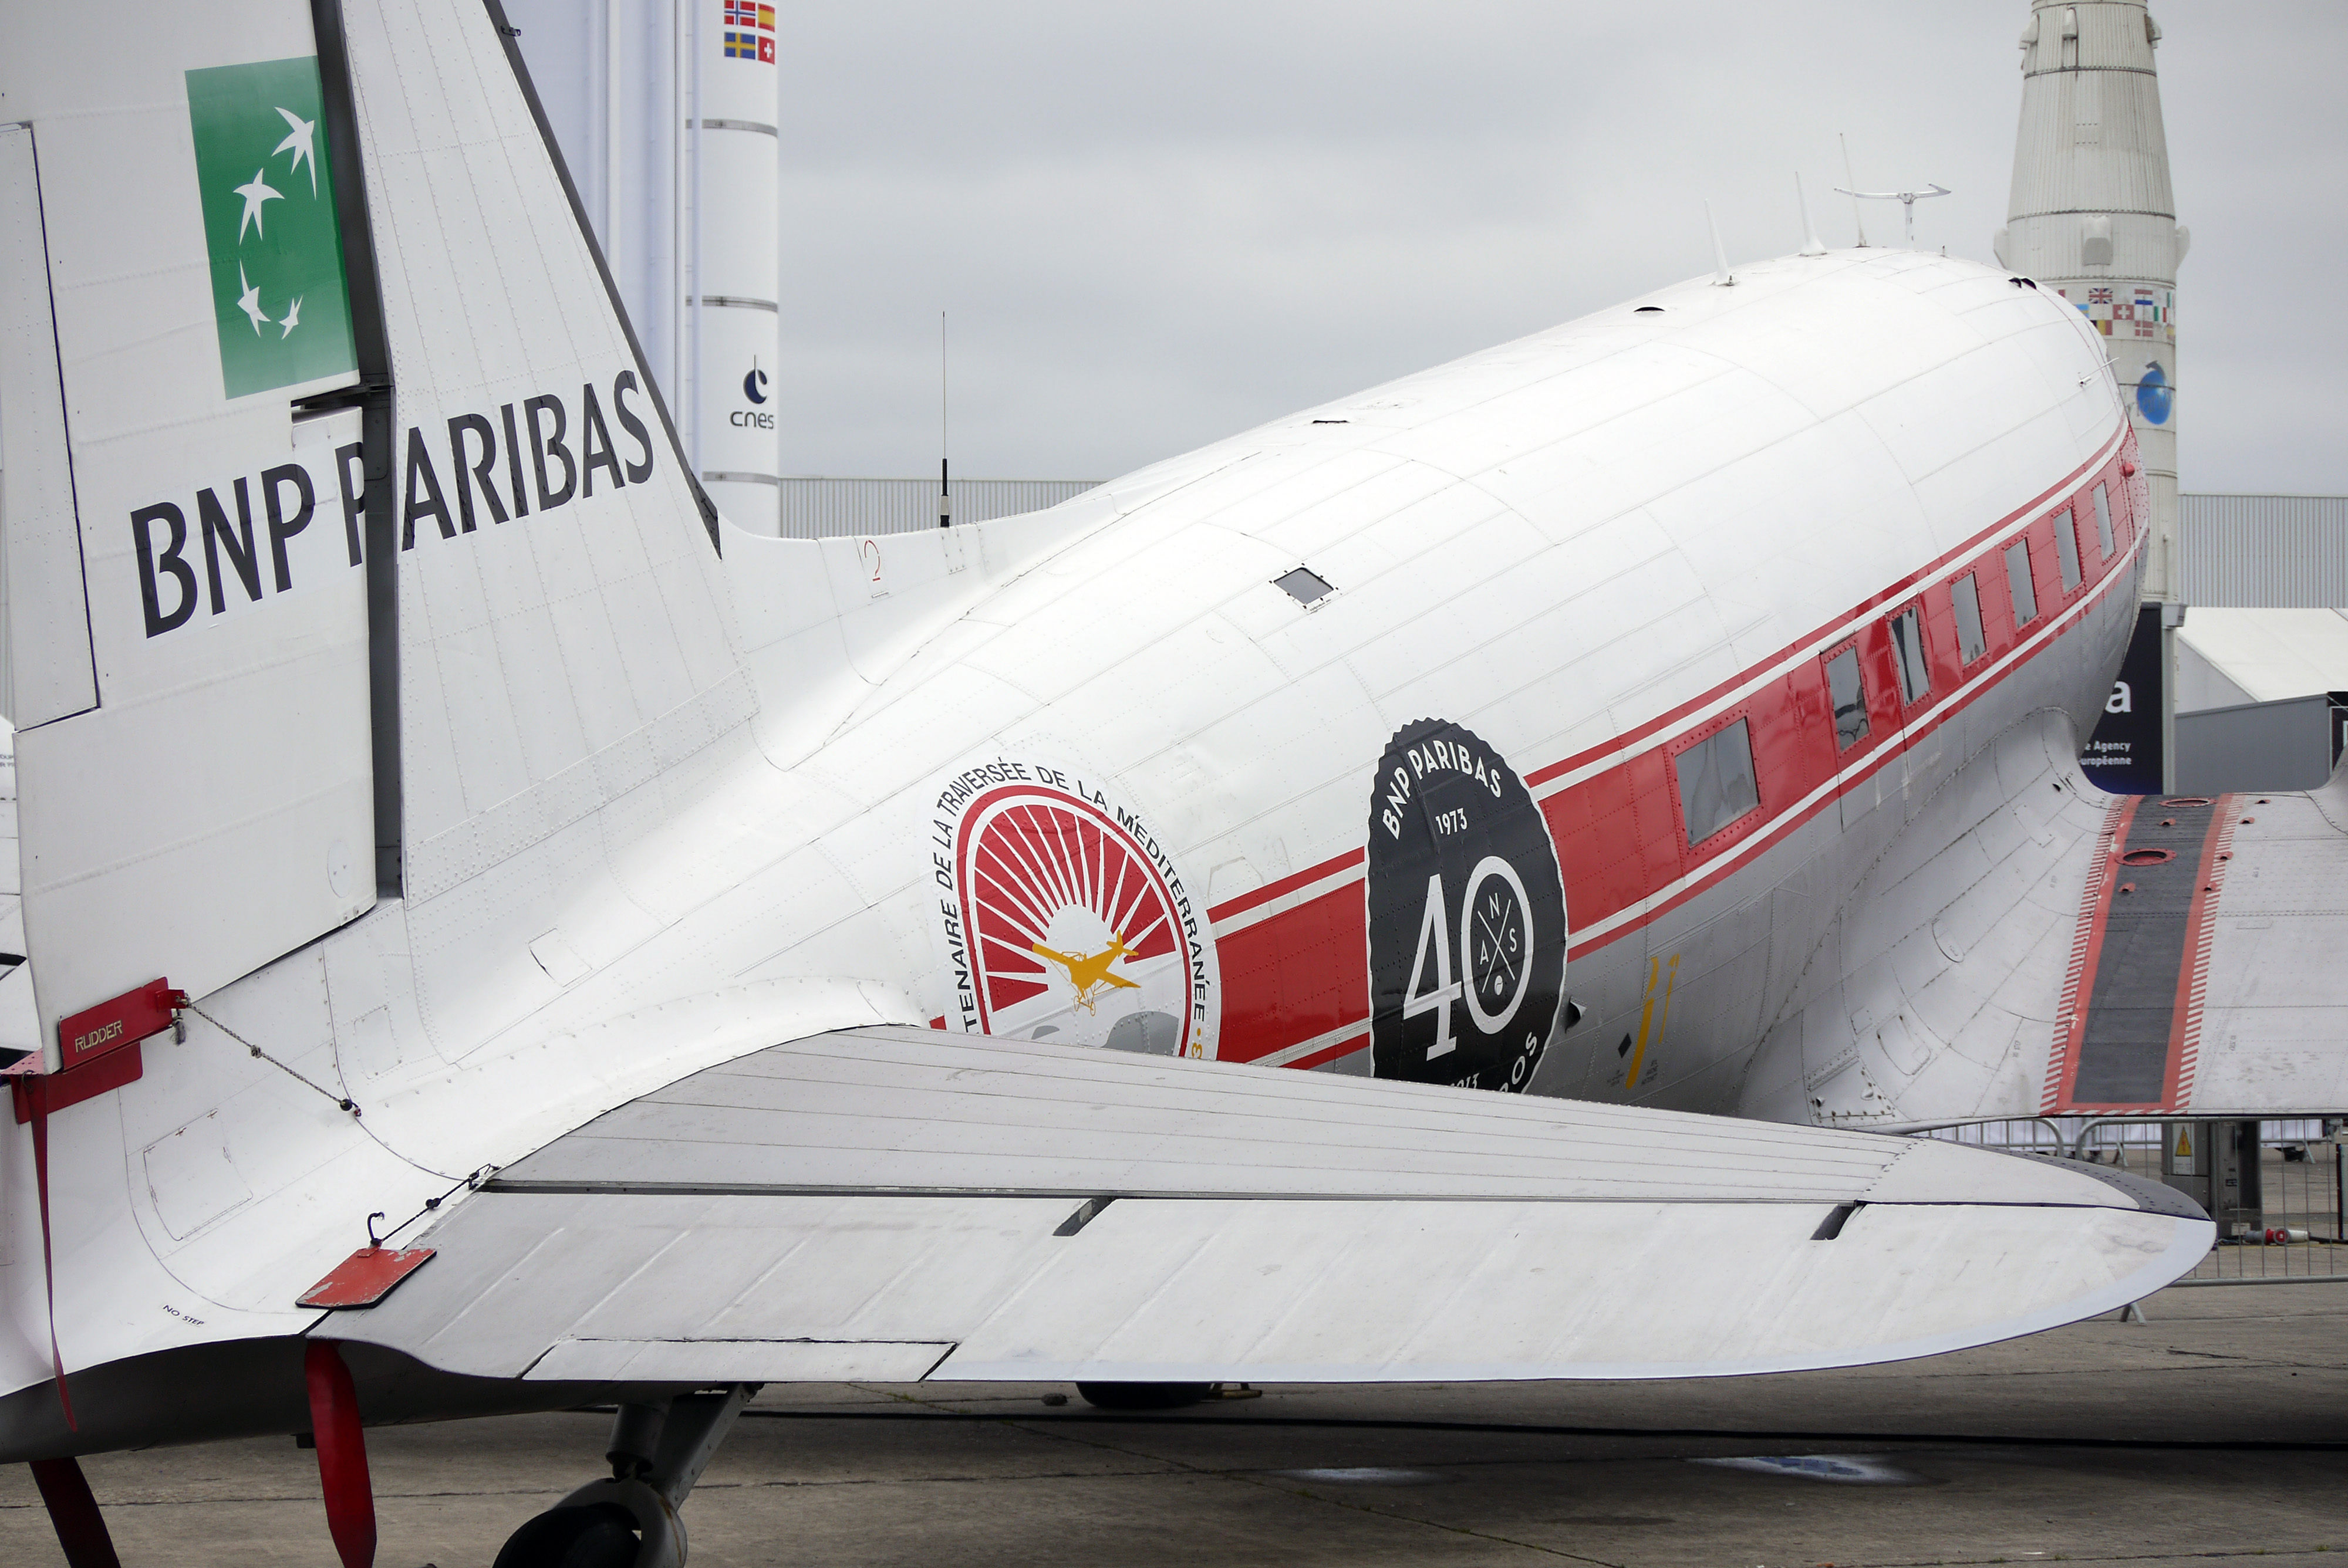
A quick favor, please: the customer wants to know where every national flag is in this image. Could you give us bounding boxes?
[758,35,776,62]
[2089,287,2112,304]
[185,56,356,398]
[724,30,755,58]
[758,4,776,28]
[724,0,752,23]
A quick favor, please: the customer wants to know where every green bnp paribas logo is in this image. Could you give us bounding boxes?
[187,57,357,399]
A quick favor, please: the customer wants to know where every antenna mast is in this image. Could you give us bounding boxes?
[1794,173,1826,257]
[930,312,939,533]
[1831,181,1952,246]
[1838,133,1869,248]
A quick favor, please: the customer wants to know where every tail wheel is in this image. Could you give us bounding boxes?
[491,1502,643,1568]
[1074,1381,1215,1410]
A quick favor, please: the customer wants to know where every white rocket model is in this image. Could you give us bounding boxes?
[691,0,782,532]
[507,0,782,533]
[1996,0,2185,598]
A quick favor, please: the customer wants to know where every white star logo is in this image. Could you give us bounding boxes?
[279,295,303,339]
[232,167,282,242]
[235,263,269,334]
[272,107,318,196]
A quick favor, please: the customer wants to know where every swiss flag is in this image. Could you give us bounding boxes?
[758,35,775,62]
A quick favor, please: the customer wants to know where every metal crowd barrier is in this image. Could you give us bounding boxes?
[1917,1118,2347,1285]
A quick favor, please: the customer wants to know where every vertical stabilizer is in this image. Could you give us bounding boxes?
[340,0,750,913]
[338,0,755,1049]
[0,0,754,1056]
[0,5,378,1056]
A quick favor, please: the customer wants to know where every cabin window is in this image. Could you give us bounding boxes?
[1675,718,1760,845]
[1824,646,1869,751]
[1952,573,1987,664]
[2093,483,2114,556]
[2006,540,2038,627]
[1889,606,1930,703]
[2054,508,2083,592]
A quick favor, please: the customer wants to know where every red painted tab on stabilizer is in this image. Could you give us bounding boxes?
[12,1043,143,1125]
[298,1246,436,1309]
[57,979,185,1070]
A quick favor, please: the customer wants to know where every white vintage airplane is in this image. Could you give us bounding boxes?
[3,2,2337,1566]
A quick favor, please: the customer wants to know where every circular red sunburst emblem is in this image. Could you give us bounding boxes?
[929,763,1217,1057]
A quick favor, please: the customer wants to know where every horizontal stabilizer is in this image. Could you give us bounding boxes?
[319,1026,2209,1385]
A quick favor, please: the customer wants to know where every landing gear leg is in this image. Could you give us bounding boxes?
[28,1458,122,1568]
[492,1385,757,1568]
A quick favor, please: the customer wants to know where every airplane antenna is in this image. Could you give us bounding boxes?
[1795,173,1827,256]
[1838,133,1870,247]
[1832,181,1952,247]
[1705,200,1734,286]
[939,310,951,529]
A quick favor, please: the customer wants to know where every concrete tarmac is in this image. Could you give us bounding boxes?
[4,1282,2344,1567]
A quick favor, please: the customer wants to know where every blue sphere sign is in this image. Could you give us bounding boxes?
[2135,360,2172,426]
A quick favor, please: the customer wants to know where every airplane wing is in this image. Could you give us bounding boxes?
[1738,724,2348,1127]
[316,1024,2206,1387]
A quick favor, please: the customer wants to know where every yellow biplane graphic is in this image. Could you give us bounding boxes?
[1032,935,1142,1013]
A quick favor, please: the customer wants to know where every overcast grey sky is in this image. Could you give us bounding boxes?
[774,3,2344,494]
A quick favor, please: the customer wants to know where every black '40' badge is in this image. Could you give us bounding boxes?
[1365,719,1567,1092]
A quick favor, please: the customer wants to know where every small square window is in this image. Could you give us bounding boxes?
[1824,646,1868,751]
[1951,573,1986,664]
[2006,540,2038,628]
[1274,566,1333,606]
[2093,484,2114,556]
[1675,718,1760,845]
[1889,606,1930,704]
[2054,509,2082,592]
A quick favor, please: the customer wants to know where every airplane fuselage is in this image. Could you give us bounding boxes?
[705,246,2141,1120]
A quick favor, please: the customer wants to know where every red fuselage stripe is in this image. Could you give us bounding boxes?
[2044,796,2137,1112]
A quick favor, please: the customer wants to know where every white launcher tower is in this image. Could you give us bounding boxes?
[1996,1,2185,599]
[505,0,782,533]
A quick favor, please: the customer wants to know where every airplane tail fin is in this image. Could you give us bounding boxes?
[0,0,751,1056]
